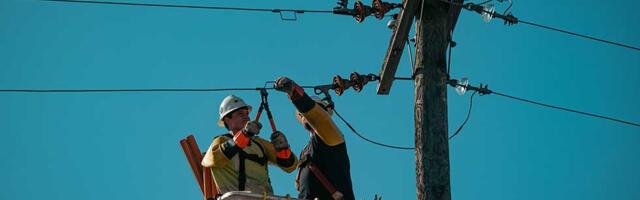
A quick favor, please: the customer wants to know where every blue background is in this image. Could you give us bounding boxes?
[1,0,639,199]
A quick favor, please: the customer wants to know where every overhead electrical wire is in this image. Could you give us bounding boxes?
[448,91,477,140]
[0,88,266,93]
[449,79,640,128]
[41,0,400,21]
[41,0,333,13]
[0,84,418,150]
[491,91,640,127]
[25,0,638,148]
[2,79,637,152]
[438,0,640,52]
[333,109,414,150]
[0,86,316,93]
[516,20,640,52]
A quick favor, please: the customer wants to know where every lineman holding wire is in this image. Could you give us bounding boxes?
[201,95,298,195]
[274,77,355,200]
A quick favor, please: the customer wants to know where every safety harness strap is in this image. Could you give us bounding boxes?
[237,139,267,191]
[308,164,336,194]
[308,163,343,200]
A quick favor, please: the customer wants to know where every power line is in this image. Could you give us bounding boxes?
[0,83,417,150]
[440,0,640,52]
[0,77,417,93]
[448,79,640,128]
[41,0,333,13]
[0,86,318,93]
[333,108,414,150]
[517,20,640,52]
[0,88,264,93]
[491,91,640,127]
[42,0,400,21]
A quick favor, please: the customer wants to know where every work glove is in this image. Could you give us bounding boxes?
[270,131,290,151]
[242,120,262,137]
[274,76,304,100]
[274,77,296,94]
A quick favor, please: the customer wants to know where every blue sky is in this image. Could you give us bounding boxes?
[1,0,639,199]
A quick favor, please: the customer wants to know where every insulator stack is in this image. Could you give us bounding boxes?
[350,72,380,92]
[332,75,353,96]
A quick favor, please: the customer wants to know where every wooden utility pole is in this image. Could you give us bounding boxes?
[378,0,461,199]
[413,0,451,199]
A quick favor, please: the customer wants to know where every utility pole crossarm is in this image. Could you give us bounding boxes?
[377,0,421,95]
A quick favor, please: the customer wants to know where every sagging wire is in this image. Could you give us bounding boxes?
[334,108,414,150]
[448,78,640,128]
[311,80,414,150]
[448,91,477,140]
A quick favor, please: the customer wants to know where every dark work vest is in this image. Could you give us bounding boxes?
[297,133,355,200]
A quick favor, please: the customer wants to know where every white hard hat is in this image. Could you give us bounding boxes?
[217,95,252,127]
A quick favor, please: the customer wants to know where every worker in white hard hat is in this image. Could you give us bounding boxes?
[201,95,298,195]
[274,77,355,200]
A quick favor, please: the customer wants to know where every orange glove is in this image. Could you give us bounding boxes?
[234,121,262,148]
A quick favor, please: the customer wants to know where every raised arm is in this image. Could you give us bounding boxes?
[274,77,344,146]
